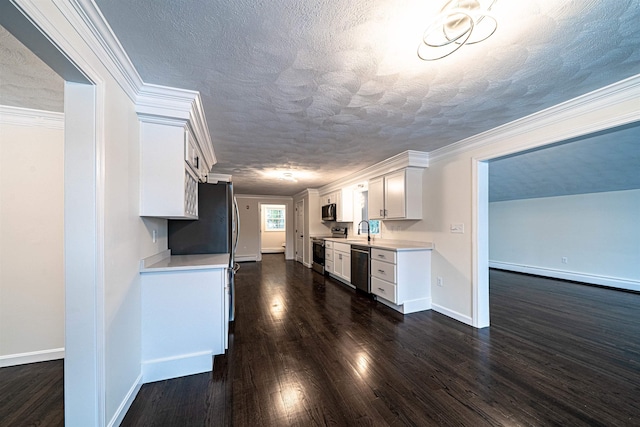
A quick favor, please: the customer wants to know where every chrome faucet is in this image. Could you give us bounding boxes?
[357,220,371,243]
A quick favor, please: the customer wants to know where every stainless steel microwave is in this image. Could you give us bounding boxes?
[322,203,336,221]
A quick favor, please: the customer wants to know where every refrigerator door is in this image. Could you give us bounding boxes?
[168,183,231,255]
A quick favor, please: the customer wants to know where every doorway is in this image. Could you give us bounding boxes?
[474,122,640,328]
[0,3,103,424]
[295,200,304,263]
[260,204,287,257]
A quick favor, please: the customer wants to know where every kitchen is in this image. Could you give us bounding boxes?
[136,144,435,384]
[1,0,639,425]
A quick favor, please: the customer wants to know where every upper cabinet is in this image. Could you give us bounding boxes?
[369,167,423,220]
[137,86,216,219]
[321,187,354,222]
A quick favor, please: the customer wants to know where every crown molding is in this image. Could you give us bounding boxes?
[235,194,294,201]
[429,73,640,163]
[0,105,64,129]
[50,0,216,167]
[59,0,142,98]
[293,188,320,200]
[317,150,429,195]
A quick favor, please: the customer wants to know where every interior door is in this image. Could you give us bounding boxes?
[295,200,304,263]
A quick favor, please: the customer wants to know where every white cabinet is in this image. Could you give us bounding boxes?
[141,265,227,383]
[322,192,338,205]
[325,241,334,274]
[336,188,353,222]
[320,188,354,222]
[368,168,423,220]
[140,121,200,219]
[332,242,351,283]
[371,247,431,314]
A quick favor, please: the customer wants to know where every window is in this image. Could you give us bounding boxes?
[265,207,285,231]
[355,189,380,236]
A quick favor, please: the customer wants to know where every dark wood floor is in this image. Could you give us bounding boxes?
[3,255,640,426]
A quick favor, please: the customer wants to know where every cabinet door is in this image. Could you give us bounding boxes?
[337,188,353,222]
[342,252,351,282]
[368,176,385,220]
[334,252,344,277]
[384,170,406,219]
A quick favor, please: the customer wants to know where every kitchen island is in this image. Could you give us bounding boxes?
[324,238,433,314]
[139,250,230,383]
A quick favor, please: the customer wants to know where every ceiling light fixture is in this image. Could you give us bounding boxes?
[280,172,297,182]
[418,0,497,61]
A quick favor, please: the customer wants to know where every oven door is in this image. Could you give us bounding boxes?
[312,240,325,273]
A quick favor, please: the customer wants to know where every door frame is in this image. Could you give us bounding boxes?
[295,199,305,263]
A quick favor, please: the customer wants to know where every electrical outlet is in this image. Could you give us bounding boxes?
[562,257,568,264]
[437,277,443,287]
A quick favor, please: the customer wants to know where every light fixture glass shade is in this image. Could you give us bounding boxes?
[418,0,497,61]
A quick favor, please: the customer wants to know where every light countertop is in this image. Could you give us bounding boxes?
[140,250,230,273]
[323,238,433,251]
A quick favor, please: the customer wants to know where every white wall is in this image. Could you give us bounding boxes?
[489,190,640,290]
[260,204,286,253]
[13,1,168,424]
[236,195,294,261]
[0,108,64,365]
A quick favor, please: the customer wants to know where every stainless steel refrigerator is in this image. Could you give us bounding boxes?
[168,182,239,321]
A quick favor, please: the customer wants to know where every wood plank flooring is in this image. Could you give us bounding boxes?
[0,359,64,426]
[2,255,640,425]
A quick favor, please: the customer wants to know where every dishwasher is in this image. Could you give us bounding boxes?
[350,245,371,293]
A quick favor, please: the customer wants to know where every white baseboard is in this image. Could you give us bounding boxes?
[431,304,473,326]
[261,248,285,254]
[375,296,431,314]
[489,261,640,292]
[142,351,213,384]
[107,373,143,427]
[235,255,258,262]
[0,348,64,368]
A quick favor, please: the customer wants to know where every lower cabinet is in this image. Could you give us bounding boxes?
[332,242,351,283]
[140,267,227,383]
[325,241,334,274]
[371,247,431,314]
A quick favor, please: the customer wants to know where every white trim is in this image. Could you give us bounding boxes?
[376,297,431,314]
[57,0,141,101]
[317,150,430,194]
[489,262,640,293]
[235,255,259,262]
[142,351,213,384]
[107,373,142,427]
[472,160,490,328]
[236,193,294,201]
[0,105,64,129]
[430,74,640,164]
[0,348,65,367]
[261,248,286,254]
[51,0,217,171]
[431,304,473,326]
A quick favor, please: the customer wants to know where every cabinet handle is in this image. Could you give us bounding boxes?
[380,209,383,217]
[377,254,385,258]
[378,269,385,273]
[377,287,385,293]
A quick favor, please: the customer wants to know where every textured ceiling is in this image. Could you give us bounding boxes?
[2,2,639,200]
[93,0,640,195]
[490,123,640,202]
[0,25,64,112]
